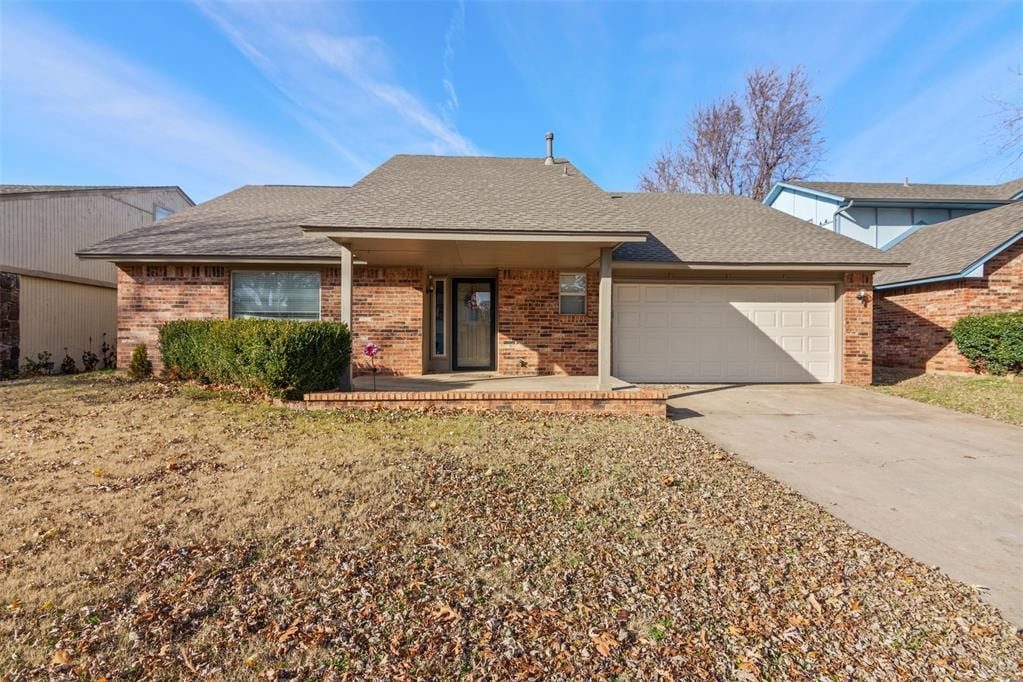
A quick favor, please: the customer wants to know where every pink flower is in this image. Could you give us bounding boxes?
[363,342,381,359]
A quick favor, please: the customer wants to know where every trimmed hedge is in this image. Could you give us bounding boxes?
[950,311,1023,375]
[158,319,351,398]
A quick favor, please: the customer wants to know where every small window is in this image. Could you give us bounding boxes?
[432,278,447,357]
[559,273,586,314]
[154,206,174,220]
[231,271,320,321]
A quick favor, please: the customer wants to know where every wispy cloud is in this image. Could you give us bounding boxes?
[442,0,466,123]
[829,37,1020,184]
[196,0,479,168]
[0,9,317,200]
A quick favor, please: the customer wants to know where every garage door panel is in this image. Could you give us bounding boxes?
[614,284,836,383]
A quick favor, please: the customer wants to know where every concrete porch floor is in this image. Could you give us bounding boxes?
[351,372,638,392]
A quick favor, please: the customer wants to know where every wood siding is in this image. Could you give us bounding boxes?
[0,188,191,285]
[18,276,116,364]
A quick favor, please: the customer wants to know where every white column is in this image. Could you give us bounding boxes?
[340,244,353,391]
[597,247,613,390]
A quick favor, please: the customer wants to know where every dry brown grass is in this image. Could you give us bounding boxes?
[1,373,1021,679]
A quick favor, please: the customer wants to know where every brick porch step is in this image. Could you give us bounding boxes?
[280,389,668,416]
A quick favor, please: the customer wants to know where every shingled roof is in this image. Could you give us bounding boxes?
[1,185,193,202]
[611,192,904,266]
[302,155,641,234]
[874,202,1023,287]
[78,185,348,260]
[784,178,1023,203]
[79,156,901,269]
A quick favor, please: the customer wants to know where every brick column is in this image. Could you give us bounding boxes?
[842,272,874,385]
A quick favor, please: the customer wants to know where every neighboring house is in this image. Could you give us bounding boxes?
[764,179,1022,250]
[765,178,1023,374]
[0,185,193,373]
[872,203,1022,373]
[78,144,903,388]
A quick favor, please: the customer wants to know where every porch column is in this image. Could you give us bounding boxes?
[340,244,353,391]
[597,247,613,390]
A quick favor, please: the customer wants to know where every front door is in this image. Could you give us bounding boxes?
[452,279,495,370]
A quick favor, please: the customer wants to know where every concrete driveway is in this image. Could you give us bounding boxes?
[668,384,1023,624]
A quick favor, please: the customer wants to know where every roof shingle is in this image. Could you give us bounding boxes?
[78,185,348,259]
[785,179,1023,203]
[612,192,904,266]
[302,155,640,233]
[874,202,1023,286]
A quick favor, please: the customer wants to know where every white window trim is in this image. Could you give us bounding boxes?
[431,276,449,358]
[229,270,322,321]
[559,272,587,315]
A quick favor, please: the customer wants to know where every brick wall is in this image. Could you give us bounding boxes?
[496,269,599,375]
[874,242,1022,373]
[841,272,874,385]
[115,264,424,375]
[350,267,424,376]
[116,265,231,369]
[0,272,19,373]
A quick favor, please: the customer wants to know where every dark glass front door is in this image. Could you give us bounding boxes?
[452,279,494,370]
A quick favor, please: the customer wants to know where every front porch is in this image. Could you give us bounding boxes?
[351,372,636,392]
[293,372,667,416]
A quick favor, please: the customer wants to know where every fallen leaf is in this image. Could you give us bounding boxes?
[591,631,618,657]
[50,649,71,666]
[430,603,460,624]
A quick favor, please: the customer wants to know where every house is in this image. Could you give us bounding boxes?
[0,185,194,373]
[765,178,1022,374]
[78,141,903,388]
[872,203,1022,372]
[764,179,1022,250]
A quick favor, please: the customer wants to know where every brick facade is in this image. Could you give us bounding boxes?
[117,265,231,369]
[841,272,874,385]
[874,242,1022,373]
[294,388,667,416]
[496,269,599,375]
[0,272,19,373]
[350,267,424,376]
[115,264,881,386]
[115,264,424,376]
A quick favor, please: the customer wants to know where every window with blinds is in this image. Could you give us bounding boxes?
[230,271,321,321]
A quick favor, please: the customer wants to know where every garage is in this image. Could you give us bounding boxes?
[613,283,838,383]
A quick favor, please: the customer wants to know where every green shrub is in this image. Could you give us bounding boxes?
[950,312,1023,375]
[128,344,153,380]
[158,319,351,399]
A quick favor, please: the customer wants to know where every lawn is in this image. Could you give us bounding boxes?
[1,374,1020,679]
[873,369,1023,426]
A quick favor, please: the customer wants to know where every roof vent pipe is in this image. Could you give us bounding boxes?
[904,176,910,187]
[545,132,554,165]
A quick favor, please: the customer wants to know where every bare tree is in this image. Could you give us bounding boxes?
[639,66,824,201]
[991,68,1023,164]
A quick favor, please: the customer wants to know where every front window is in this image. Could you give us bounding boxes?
[231,271,320,321]
[559,273,586,314]
[432,278,447,357]
[154,206,174,220]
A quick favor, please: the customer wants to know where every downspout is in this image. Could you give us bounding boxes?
[831,199,854,233]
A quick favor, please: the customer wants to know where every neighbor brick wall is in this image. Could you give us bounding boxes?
[842,272,874,385]
[874,242,1022,373]
[116,264,424,375]
[497,269,599,375]
[0,272,19,373]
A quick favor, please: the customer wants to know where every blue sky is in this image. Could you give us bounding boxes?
[1,1,1019,203]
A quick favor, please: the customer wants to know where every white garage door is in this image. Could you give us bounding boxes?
[614,284,837,383]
